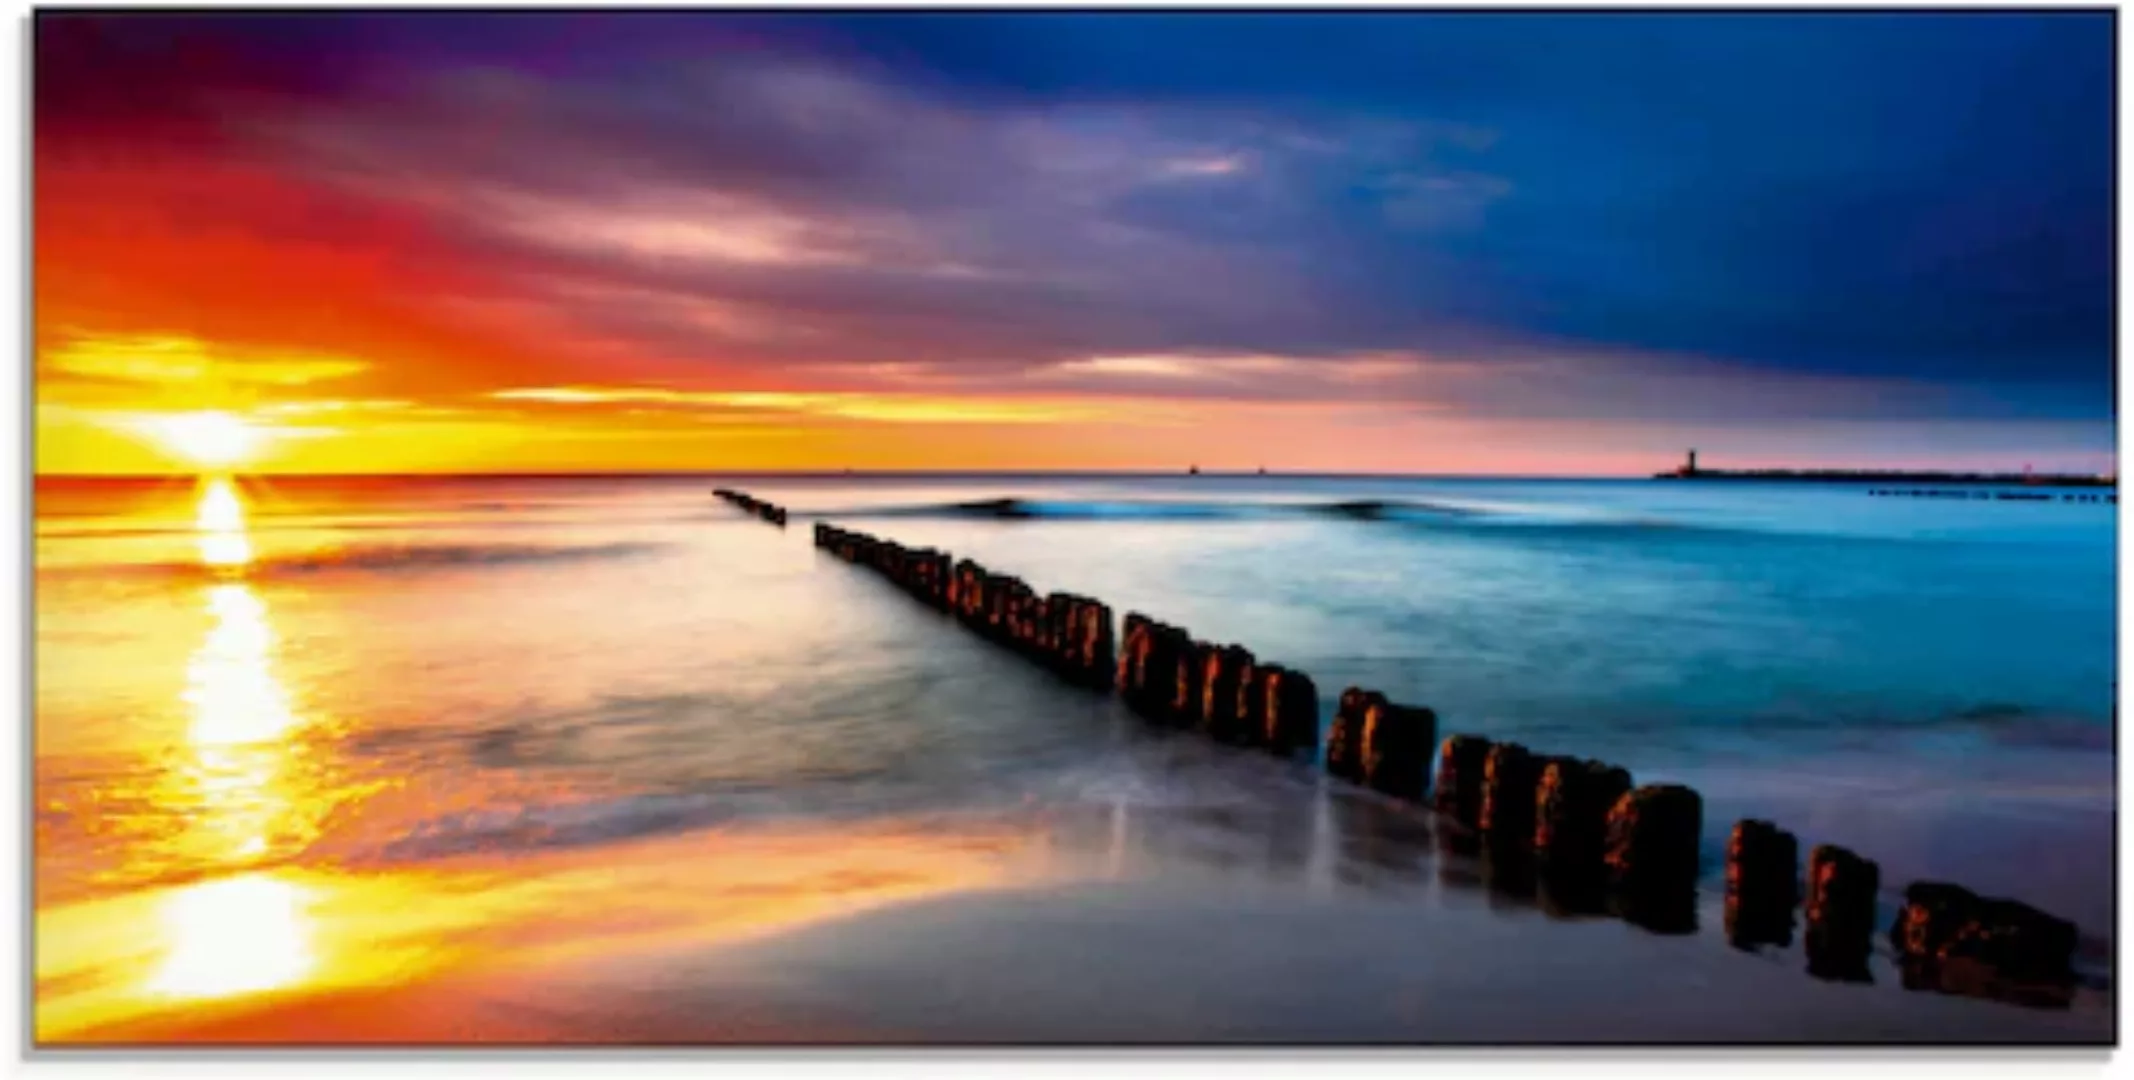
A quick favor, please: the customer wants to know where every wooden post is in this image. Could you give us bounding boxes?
[1804,844,1879,982]
[1361,701,1437,801]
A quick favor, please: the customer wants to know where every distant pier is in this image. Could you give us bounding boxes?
[1866,488,2113,503]
[1656,467,2114,488]
[1653,450,2114,498]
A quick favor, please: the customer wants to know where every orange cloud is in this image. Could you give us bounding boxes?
[46,332,367,389]
[490,386,1144,426]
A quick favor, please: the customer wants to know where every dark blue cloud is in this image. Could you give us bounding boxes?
[782,12,2113,402]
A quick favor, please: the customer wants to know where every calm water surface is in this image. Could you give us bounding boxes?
[31,473,2117,1040]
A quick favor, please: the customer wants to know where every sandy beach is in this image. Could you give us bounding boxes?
[39,774,2113,1047]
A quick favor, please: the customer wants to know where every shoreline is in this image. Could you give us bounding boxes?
[38,469,2116,486]
[36,776,2115,1046]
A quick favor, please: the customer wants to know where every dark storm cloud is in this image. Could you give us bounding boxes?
[789,12,2115,400]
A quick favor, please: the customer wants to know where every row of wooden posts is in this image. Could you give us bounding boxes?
[812,522,1116,688]
[786,507,2082,1008]
[713,488,789,527]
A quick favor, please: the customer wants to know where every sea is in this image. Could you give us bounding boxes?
[30,472,2119,1042]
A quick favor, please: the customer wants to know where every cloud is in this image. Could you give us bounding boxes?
[209,48,1523,380]
[1025,352,1427,394]
[1157,154,1248,179]
[255,398,421,418]
[32,11,2114,453]
[1374,171,1512,231]
[40,333,369,398]
[489,385,1141,426]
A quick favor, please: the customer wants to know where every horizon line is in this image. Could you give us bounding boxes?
[31,465,2116,484]
[33,467,1650,482]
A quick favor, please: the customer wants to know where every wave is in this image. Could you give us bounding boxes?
[806,494,1746,535]
[371,791,741,861]
[1317,499,1483,521]
[38,493,1776,541]
[817,497,1266,521]
[41,540,669,581]
[814,495,1492,521]
[42,509,719,540]
[361,786,1009,863]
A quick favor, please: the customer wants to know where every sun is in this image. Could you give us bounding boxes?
[145,411,263,468]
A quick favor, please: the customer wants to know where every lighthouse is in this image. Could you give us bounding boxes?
[1683,449,1699,477]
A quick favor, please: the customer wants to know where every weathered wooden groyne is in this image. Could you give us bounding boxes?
[1116,613,1332,760]
[714,487,789,526]
[804,516,2084,1008]
[816,522,1115,688]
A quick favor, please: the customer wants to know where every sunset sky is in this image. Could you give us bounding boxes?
[34,11,2116,476]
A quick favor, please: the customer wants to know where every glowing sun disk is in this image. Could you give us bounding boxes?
[149,411,263,467]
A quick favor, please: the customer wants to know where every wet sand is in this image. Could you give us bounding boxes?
[39,768,2114,1047]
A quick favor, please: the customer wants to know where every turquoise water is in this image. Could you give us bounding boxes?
[34,474,2117,944]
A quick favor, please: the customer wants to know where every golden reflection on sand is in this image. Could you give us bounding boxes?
[35,477,1037,1044]
[147,874,315,999]
[37,867,427,1043]
[37,826,1032,1044]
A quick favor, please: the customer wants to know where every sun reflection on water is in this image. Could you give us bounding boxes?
[185,584,296,748]
[152,478,320,1000]
[195,476,252,568]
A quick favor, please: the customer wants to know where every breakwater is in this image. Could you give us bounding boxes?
[814,522,1115,688]
[1660,468,2114,487]
[714,487,789,526]
[763,493,2086,1010]
[1868,488,2114,503]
